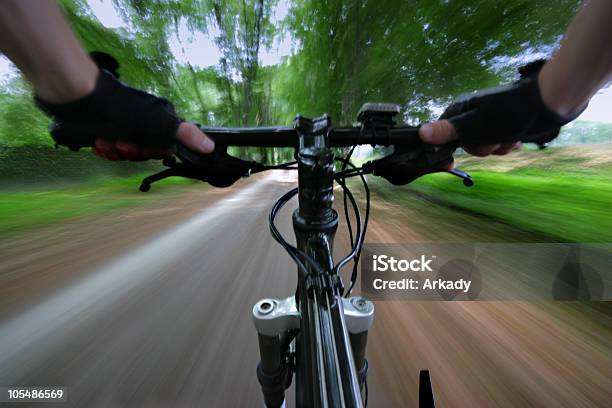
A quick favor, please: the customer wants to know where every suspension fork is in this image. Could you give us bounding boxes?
[252,294,374,408]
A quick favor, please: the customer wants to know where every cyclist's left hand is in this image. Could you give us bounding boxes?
[35,51,215,161]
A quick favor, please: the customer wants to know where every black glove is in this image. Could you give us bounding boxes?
[90,51,120,79]
[441,59,586,147]
[34,52,180,151]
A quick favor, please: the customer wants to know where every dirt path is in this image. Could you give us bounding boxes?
[360,198,612,407]
[0,182,241,319]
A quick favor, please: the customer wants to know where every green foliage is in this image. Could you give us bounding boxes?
[0,80,51,147]
[275,0,580,125]
[390,144,612,243]
[0,173,198,237]
[172,66,223,123]
[407,170,612,243]
[60,0,177,96]
[555,121,612,145]
[1,0,610,243]
[0,0,586,153]
[207,0,279,125]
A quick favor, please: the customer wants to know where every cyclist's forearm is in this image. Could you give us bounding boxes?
[539,0,612,116]
[0,0,97,102]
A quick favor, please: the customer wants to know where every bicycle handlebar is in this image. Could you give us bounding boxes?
[48,103,557,191]
[197,125,421,148]
[48,122,421,150]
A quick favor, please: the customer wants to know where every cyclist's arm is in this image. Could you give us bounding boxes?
[0,0,97,103]
[538,0,612,116]
[0,0,214,160]
[420,0,612,155]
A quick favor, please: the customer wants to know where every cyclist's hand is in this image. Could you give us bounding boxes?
[34,52,214,160]
[418,61,585,156]
[418,120,521,157]
[93,122,213,161]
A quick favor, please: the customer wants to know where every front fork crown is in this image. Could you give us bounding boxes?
[253,296,374,407]
[253,295,374,337]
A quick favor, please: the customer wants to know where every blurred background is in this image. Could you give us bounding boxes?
[0,1,611,407]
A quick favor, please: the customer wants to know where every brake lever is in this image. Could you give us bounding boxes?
[448,168,474,186]
[139,142,264,191]
[362,141,474,187]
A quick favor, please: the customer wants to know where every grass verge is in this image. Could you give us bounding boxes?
[389,168,612,243]
[0,175,198,238]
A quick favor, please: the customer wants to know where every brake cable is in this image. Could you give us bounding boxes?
[266,135,372,297]
[332,165,370,296]
[345,168,370,297]
[332,175,362,276]
[332,120,373,296]
[269,187,327,278]
[340,147,357,266]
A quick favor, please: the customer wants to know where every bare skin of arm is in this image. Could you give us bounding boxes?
[0,0,214,160]
[419,0,612,156]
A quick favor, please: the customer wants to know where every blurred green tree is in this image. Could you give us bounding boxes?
[275,0,580,125]
[0,0,584,152]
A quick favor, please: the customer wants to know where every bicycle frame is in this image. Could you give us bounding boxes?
[252,116,374,407]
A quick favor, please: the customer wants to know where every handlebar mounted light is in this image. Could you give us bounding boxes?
[357,102,401,129]
[357,103,401,146]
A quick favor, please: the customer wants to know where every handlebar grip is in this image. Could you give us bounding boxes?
[520,128,560,148]
[49,121,99,151]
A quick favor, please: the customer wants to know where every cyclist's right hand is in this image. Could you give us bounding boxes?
[92,121,213,161]
[34,53,214,160]
[419,61,585,156]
